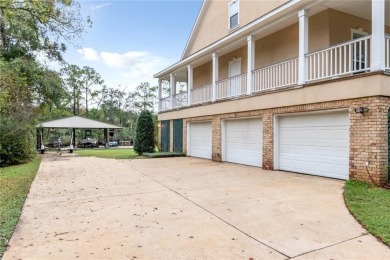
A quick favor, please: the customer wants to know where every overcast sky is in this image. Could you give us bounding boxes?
[62,0,203,91]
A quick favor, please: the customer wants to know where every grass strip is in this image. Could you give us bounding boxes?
[74,148,142,159]
[344,180,390,246]
[0,156,41,257]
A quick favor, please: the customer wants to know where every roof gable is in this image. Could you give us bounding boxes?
[38,116,122,129]
[181,0,211,60]
[181,0,291,60]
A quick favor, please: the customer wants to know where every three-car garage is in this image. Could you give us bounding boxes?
[186,110,349,180]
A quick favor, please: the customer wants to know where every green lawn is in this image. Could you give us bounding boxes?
[344,180,390,246]
[0,156,41,258]
[74,148,142,159]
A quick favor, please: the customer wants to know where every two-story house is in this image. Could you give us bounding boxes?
[154,0,390,185]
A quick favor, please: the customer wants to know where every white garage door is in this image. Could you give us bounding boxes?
[278,111,349,180]
[224,118,263,167]
[188,122,212,159]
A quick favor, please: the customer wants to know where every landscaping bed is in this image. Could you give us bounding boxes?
[143,152,185,158]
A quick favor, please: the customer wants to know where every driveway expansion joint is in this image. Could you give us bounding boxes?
[131,165,291,259]
[289,233,369,259]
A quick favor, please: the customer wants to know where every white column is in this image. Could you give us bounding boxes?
[212,52,219,101]
[247,35,255,95]
[158,78,162,112]
[298,9,308,85]
[187,65,193,106]
[170,73,175,109]
[371,0,385,71]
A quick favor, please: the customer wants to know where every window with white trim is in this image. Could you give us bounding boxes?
[229,0,239,29]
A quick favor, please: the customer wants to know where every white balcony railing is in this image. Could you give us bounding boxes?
[216,73,247,99]
[386,35,390,69]
[158,35,390,112]
[252,58,298,92]
[160,97,171,112]
[306,35,371,82]
[191,84,212,105]
[172,92,187,109]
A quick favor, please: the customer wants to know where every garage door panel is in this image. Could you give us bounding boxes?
[226,151,261,166]
[335,147,349,155]
[224,118,262,167]
[279,111,349,180]
[189,122,212,159]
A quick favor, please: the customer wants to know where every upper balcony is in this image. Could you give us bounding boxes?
[156,0,390,113]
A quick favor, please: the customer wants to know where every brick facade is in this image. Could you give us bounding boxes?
[262,112,274,170]
[162,96,390,185]
[349,97,390,185]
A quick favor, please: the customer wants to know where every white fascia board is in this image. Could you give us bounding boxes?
[154,0,324,78]
[181,0,211,60]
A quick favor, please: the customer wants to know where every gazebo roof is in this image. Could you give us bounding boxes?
[38,116,122,129]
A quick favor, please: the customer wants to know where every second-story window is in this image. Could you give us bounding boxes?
[229,0,239,29]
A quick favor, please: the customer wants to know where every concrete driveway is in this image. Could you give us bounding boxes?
[4,156,390,259]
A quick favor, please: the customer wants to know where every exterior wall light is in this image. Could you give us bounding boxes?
[354,107,369,114]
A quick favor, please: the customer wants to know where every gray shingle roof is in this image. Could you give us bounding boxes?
[38,116,122,129]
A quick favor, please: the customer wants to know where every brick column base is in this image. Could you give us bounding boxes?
[262,111,274,170]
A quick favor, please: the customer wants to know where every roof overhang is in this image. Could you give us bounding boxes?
[37,116,123,129]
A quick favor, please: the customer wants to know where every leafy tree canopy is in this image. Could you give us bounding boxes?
[0,0,91,61]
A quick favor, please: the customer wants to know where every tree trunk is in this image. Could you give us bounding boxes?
[85,85,88,116]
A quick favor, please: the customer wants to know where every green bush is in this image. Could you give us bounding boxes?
[0,115,36,167]
[134,110,155,155]
[143,152,184,158]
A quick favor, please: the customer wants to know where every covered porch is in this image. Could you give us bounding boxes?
[157,0,390,112]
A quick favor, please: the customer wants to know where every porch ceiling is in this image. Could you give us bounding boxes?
[160,70,187,82]
[321,0,390,26]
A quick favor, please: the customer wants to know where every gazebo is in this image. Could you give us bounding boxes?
[37,115,122,150]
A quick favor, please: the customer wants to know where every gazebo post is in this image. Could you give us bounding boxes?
[72,128,76,148]
[36,128,41,149]
[104,128,109,148]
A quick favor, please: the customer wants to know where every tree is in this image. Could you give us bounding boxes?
[133,82,157,112]
[98,86,126,124]
[61,64,84,115]
[0,0,90,62]
[0,0,89,166]
[80,66,104,115]
[0,113,36,166]
[0,56,68,165]
[62,65,103,116]
[134,110,154,155]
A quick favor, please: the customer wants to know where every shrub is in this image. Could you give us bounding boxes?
[143,152,184,158]
[134,110,155,155]
[0,115,36,167]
